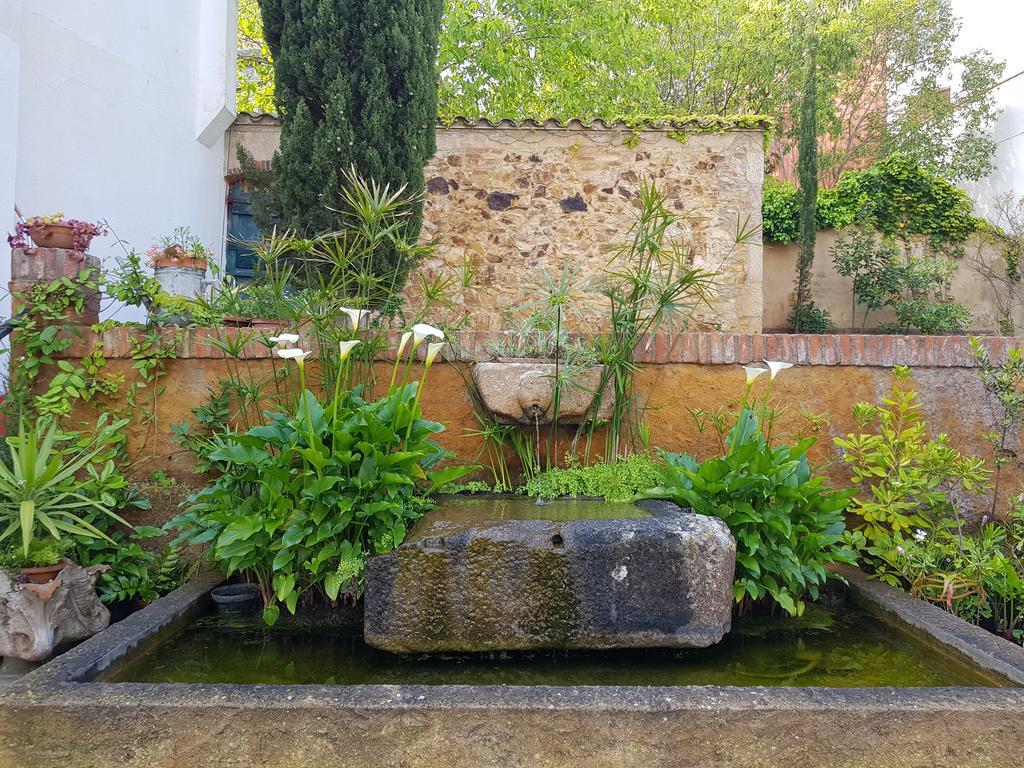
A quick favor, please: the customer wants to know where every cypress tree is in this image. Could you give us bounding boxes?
[252,0,444,287]
[791,21,823,332]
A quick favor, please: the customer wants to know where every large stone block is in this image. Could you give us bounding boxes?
[364,498,735,653]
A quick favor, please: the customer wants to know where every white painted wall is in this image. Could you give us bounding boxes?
[951,0,1024,220]
[0,0,237,322]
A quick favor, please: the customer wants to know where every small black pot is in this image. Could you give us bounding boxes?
[210,583,262,615]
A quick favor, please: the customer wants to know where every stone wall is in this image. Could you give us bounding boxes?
[227,115,767,332]
[764,231,1019,333]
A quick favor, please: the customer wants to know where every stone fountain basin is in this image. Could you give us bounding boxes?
[363,498,736,653]
[4,568,1024,768]
[472,360,615,425]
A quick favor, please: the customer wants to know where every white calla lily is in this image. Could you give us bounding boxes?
[762,360,794,380]
[411,323,445,347]
[743,366,767,384]
[268,333,300,346]
[396,330,412,358]
[425,341,445,367]
[338,339,361,362]
[339,307,370,331]
[389,331,415,391]
[276,348,312,362]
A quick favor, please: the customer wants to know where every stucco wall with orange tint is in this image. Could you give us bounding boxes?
[53,330,1017,527]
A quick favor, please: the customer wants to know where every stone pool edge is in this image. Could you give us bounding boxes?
[2,569,1024,768]
[840,564,1024,686]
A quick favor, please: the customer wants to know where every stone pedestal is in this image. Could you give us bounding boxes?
[9,247,101,325]
[364,499,736,653]
[0,562,110,663]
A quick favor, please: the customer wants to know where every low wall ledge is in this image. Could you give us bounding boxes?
[46,327,1023,368]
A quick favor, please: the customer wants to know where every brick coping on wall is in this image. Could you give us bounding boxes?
[48,326,1023,368]
[232,112,772,132]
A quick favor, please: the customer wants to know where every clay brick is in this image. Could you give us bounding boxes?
[654,333,667,364]
[988,336,1002,364]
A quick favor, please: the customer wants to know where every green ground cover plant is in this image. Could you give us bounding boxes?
[525,453,670,502]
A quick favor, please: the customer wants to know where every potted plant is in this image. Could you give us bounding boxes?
[147,226,212,298]
[7,212,108,252]
[0,539,73,584]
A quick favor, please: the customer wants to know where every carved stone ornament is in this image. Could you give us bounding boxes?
[0,561,111,662]
[472,361,615,425]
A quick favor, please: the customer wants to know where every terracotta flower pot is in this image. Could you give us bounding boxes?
[249,318,281,331]
[18,558,70,585]
[151,254,209,271]
[28,223,77,250]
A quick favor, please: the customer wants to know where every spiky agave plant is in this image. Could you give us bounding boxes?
[0,415,132,557]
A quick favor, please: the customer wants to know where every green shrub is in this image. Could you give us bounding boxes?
[167,381,469,625]
[762,178,801,244]
[786,301,834,333]
[834,366,989,556]
[890,298,971,335]
[643,409,856,616]
[874,519,1023,645]
[525,453,671,502]
[829,154,978,244]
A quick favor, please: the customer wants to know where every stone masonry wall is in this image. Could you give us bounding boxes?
[227,116,766,332]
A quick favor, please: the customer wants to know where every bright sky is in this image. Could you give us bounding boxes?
[951,0,1024,112]
[950,0,1024,213]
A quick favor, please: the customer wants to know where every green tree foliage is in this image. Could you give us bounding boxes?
[250,0,445,287]
[435,0,1003,182]
[239,1,1003,182]
[237,0,275,114]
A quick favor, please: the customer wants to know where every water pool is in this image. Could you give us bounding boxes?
[104,602,1002,687]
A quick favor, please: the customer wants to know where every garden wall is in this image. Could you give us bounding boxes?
[764,231,1018,333]
[56,326,1023,525]
[227,115,767,332]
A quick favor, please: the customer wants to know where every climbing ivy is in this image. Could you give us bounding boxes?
[5,264,181,450]
[763,154,982,246]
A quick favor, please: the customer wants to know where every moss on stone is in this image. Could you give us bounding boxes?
[523,545,578,645]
